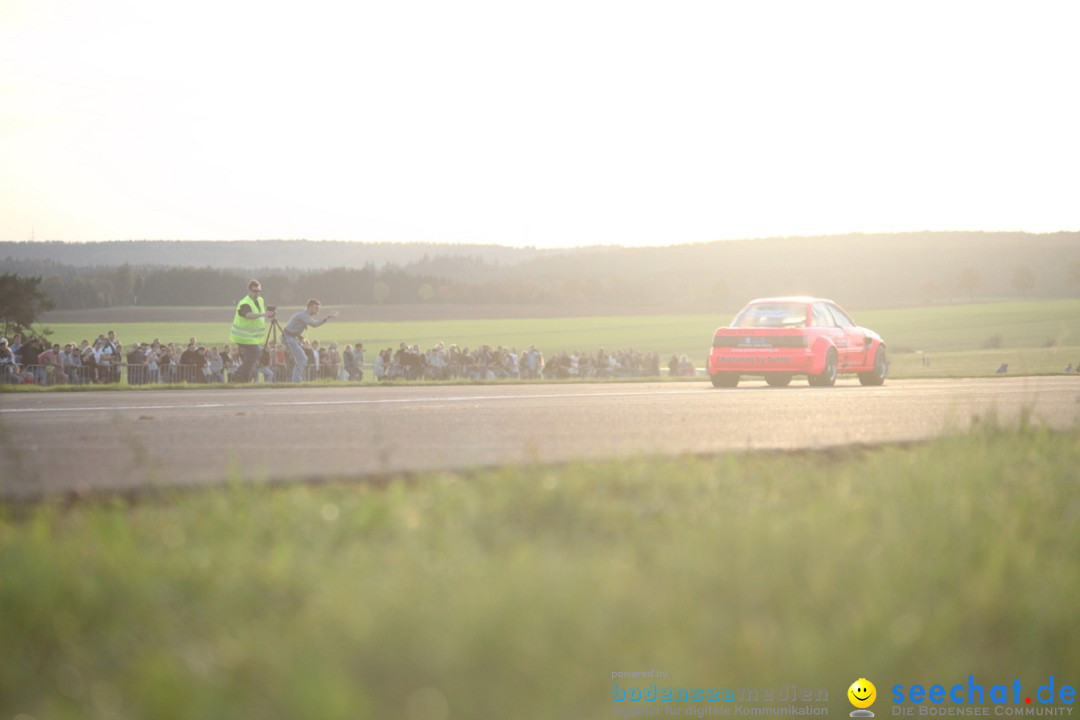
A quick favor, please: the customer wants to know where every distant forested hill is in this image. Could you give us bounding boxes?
[495,232,1080,308]
[0,240,546,270]
[2,232,1078,310]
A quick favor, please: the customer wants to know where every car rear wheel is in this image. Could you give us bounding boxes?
[765,374,792,387]
[808,348,837,387]
[858,346,888,386]
[710,372,739,388]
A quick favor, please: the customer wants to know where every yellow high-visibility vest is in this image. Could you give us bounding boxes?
[229,295,266,345]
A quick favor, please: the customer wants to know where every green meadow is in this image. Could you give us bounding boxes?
[30,299,1080,380]
[2,419,1077,719]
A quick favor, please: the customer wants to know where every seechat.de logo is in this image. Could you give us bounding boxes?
[891,676,1077,710]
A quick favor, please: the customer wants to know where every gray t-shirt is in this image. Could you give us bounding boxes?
[284,311,328,337]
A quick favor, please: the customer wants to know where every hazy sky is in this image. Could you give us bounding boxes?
[1,1,1077,248]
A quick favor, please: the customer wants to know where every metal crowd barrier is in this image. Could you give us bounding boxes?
[1,360,660,386]
[0,363,274,386]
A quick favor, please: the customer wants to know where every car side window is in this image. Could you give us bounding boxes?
[811,303,836,328]
[826,304,856,328]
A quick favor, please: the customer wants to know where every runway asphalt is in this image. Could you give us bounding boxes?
[2,377,1078,498]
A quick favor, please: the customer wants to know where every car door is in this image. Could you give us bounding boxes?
[810,302,848,365]
[826,303,866,368]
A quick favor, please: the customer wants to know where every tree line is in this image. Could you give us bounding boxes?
[3,262,561,310]
[2,232,1079,313]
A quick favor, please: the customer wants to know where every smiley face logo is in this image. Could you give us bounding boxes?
[848,678,877,709]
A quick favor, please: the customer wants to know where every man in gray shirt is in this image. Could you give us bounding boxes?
[283,299,339,382]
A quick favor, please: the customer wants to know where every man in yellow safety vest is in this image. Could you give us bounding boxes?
[229,279,275,382]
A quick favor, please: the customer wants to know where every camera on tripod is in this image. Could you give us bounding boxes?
[266,305,277,312]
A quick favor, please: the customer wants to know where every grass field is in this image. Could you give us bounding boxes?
[26,299,1080,381]
[2,419,1077,719]
[36,299,1080,352]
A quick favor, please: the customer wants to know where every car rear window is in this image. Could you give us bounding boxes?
[826,304,856,328]
[732,303,807,328]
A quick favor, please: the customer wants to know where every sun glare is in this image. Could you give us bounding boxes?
[1,0,1077,247]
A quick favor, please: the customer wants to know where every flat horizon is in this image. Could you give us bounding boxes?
[5,228,1079,251]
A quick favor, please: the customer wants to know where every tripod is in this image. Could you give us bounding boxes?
[262,316,284,367]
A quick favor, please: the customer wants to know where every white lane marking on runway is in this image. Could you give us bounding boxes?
[263,389,718,407]
[4,378,1064,415]
[0,403,228,414]
[0,389,713,414]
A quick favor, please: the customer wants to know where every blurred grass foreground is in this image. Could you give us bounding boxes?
[2,420,1078,720]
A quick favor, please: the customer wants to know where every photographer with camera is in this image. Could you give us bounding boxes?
[282,298,339,382]
[229,279,275,382]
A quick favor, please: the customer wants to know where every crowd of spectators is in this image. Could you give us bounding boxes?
[668,353,698,377]
[0,331,326,386]
[2,331,128,386]
[372,343,665,381]
[2,330,681,386]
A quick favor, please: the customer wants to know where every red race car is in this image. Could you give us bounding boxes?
[706,297,888,388]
